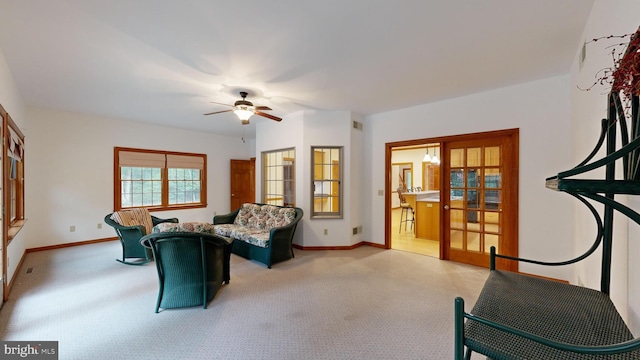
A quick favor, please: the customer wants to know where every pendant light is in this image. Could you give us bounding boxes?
[431,147,440,165]
[423,147,432,162]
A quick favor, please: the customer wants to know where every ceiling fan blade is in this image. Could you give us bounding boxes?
[203,109,233,115]
[255,106,272,111]
[209,101,234,107]
[255,111,282,122]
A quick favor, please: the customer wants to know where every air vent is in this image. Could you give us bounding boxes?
[352,120,363,131]
[352,226,363,235]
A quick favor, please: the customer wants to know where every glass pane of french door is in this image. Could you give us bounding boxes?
[445,139,509,268]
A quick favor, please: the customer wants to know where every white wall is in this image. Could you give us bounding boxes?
[350,113,365,244]
[302,111,356,247]
[364,76,575,280]
[25,107,253,250]
[0,47,26,286]
[256,110,305,245]
[256,110,363,247]
[569,0,640,330]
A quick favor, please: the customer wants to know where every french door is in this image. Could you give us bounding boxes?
[442,130,518,271]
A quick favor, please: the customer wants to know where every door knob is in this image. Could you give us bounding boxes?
[444,205,450,210]
[231,194,235,197]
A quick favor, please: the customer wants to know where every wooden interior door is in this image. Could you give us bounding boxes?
[423,164,440,190]
[230,159,255,211]
[442,130,518,271]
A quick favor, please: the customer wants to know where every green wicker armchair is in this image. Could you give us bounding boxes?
[140,232,232,313]
[104,211,178,265]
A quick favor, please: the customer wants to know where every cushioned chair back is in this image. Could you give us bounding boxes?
[110,208,154,234]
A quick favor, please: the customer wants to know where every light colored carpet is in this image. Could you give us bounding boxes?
[0,241,488,359]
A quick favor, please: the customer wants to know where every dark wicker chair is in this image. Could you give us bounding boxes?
[140,232,232,313]
[104,212,178,265]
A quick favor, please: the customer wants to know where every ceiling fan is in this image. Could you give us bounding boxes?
[204,91,282,125]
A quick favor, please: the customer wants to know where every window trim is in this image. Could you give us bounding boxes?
[4,111,25,243]
[310,146,343,219]
[261,147,296,207]
[113,147,207,211]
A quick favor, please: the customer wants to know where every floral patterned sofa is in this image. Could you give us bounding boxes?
[213,203,303,268]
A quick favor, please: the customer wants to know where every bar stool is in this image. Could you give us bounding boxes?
[397,190,415,233]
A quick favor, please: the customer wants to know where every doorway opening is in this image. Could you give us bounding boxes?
[385,129,519,270]
[390,146,440,258]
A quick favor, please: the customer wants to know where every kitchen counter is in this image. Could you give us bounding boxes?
[414,196,439,240]
[417,198,440,202]
[402,190,439,209]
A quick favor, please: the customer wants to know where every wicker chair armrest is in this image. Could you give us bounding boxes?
[213,208,240,225]
[151,216,179,226]
[269,221,297,243]
[267,208,303,246]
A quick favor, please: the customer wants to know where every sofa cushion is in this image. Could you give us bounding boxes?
[248,232,271,248]
[153,222,216,235]
[247,204,268,228]
[214,223,244,238]
[111,208,154,234]
[231,228,270,248]
[233,203,257,226]
[271,207,297,228]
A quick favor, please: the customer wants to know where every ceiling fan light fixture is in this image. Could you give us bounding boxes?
[233,107,254,121]
[204,91,282,122]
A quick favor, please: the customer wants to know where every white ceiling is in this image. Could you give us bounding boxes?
[0,0,594,139]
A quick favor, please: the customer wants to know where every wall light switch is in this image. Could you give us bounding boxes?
[70,226,76,232]
[378,189,384,196]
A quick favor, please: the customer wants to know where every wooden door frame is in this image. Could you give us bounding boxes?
[391,162,414,194]
[0,105,5,303]
[385,128,519,269]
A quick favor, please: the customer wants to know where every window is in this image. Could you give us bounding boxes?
[5,112,25,241]
[262,148,295,206]
[114,147,206,211]
[311,146,342,218]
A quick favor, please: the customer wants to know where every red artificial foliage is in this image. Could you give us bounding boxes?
[611,27,640,96]
[578,27,640,118]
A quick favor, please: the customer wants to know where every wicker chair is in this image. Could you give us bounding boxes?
[104,210,178,265]
[140,232,232,313]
